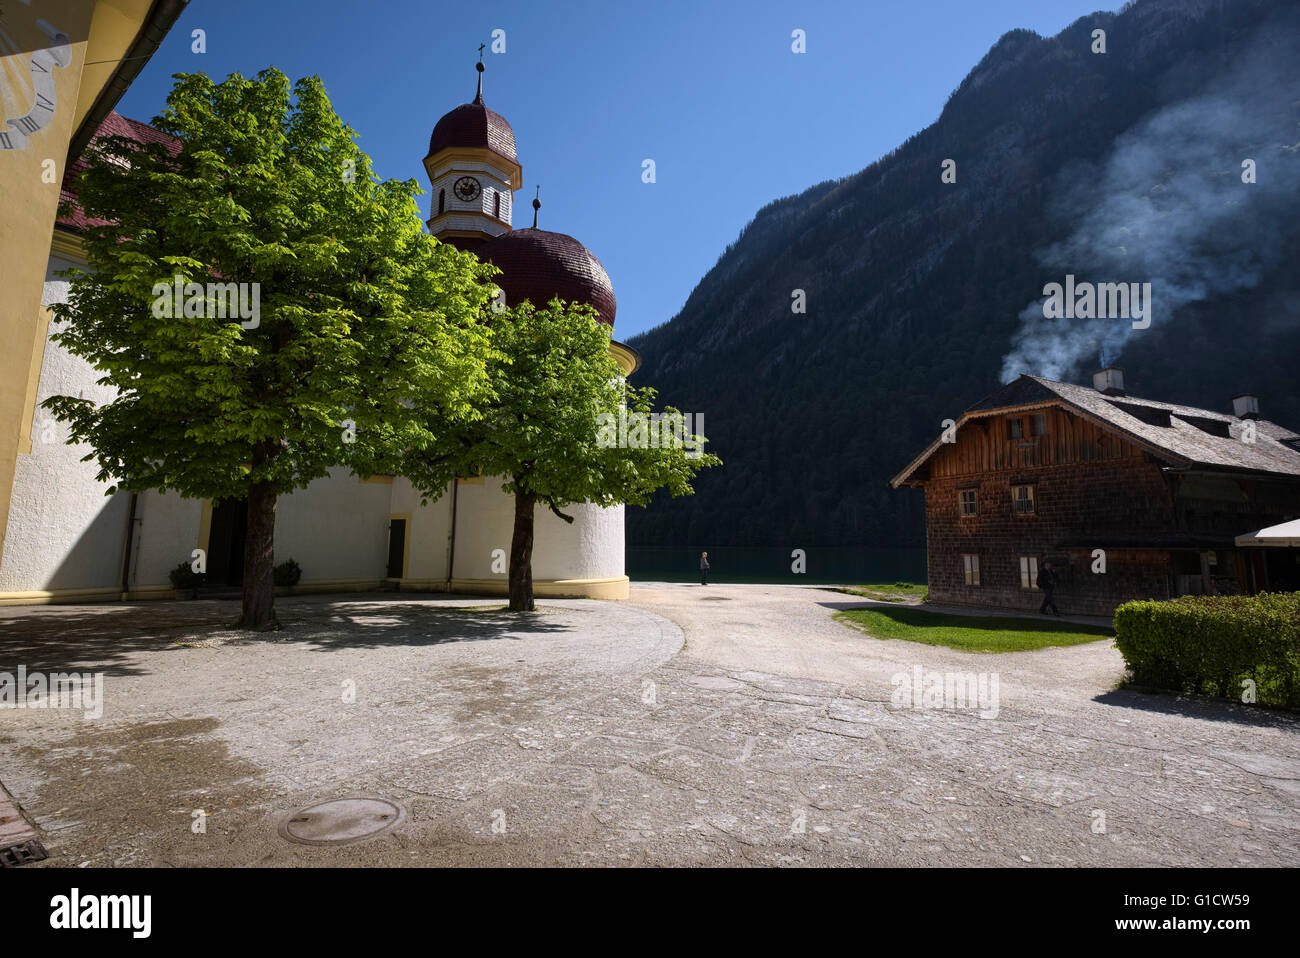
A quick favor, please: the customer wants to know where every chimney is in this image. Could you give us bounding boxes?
[1092,367,1125,397]
[1232,394,1259,420]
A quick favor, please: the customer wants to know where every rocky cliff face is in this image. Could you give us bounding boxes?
[628,0,1300,549]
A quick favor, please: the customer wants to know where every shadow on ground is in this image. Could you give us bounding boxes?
[1093,687,1300,729]
[0,595,574,674]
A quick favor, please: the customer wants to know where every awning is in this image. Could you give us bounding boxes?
[1235,518,1300,547]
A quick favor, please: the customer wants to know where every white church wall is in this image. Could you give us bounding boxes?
[450,476,625,585]
[534,500,625,581]
[272,469,392,583]
[449,476,513,584]
[131,489,203,588]
[5,242,625,603]
[387,476,452,583]
[0,254,133,597]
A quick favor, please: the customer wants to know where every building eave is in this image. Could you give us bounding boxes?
[67,0,189,162]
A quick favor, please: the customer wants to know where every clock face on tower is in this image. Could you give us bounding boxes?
[453,176,482,202]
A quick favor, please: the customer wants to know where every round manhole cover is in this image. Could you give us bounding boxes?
[278,797,406,846]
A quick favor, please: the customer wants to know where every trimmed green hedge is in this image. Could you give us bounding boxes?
[1114,592,1300,708]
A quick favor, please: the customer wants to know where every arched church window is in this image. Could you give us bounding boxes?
[494,191,501,219]
[438,189,445,215]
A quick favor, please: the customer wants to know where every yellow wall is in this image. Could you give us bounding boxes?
[0,0,155,567]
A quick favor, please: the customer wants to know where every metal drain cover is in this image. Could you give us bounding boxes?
[278,797,406,846]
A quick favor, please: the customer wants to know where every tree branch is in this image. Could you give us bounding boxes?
[546,496,575,524]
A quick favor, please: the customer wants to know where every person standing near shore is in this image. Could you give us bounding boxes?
[1037,560,1060,615]
[700,551,710,586]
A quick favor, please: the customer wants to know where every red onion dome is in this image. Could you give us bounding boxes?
[478,227,616,328]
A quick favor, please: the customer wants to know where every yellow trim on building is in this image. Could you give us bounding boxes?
[610,340,641,376]
[197,499,213,554]
[17,307,55,456]
[50,230,87,261]
[422,145,522,194]
[448,575,630,601]
[0,574,631,606]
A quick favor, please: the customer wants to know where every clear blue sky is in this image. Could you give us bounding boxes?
[117,0,1118,340]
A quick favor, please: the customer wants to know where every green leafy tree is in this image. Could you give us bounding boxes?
[46,69,495,629]
[402,299,720,611]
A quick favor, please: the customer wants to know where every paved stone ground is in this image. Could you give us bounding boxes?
[0,586,1297,866]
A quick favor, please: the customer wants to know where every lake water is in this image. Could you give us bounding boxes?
[626,546,926,585]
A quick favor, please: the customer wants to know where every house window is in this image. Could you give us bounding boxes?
[962,554,980,586]
[1031,413,1048,436]
[438,189,445,215]
[1012,483,1036,515]
[959,488,978,517]
[1019,556,1039,589]
[1007,418,1024,439]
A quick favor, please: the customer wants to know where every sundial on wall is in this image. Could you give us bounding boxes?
[0,15,72,150]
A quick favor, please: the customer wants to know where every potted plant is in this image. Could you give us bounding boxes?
[274,558,302,594]
[168,560,206,599]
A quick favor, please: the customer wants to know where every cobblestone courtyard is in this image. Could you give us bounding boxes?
[1,586,1297,866]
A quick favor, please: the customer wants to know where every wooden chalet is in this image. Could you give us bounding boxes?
[891,369,1300,615]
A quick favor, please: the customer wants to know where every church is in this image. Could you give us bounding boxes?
[0,60,636,605]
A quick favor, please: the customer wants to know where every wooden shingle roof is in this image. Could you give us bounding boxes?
[892,374,1300,487]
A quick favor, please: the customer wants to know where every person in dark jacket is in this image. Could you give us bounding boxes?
[1037,560,1060,615]
[700,551,710,585]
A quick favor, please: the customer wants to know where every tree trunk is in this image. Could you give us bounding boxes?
[239,479,279,630]
[508,490,536,612]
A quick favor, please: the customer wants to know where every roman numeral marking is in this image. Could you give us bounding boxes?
[14,115,40,135]
[0,131,13,150]
[35,93,54,112]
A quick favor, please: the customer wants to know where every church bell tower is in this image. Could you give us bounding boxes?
[423,52,522,252]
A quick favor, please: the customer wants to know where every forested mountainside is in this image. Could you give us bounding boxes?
[627,0,1300,548]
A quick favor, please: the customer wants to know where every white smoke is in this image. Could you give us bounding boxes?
[1000,17,1300,383]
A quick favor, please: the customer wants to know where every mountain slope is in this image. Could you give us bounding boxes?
[627,0,1300,549]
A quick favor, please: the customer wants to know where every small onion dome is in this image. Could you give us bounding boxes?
[427,102,517,165]
[427,63,517,165]
[479,228,617,328]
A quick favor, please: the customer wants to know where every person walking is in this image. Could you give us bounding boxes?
[699,551,710,586]
[1037,560,1060,615]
